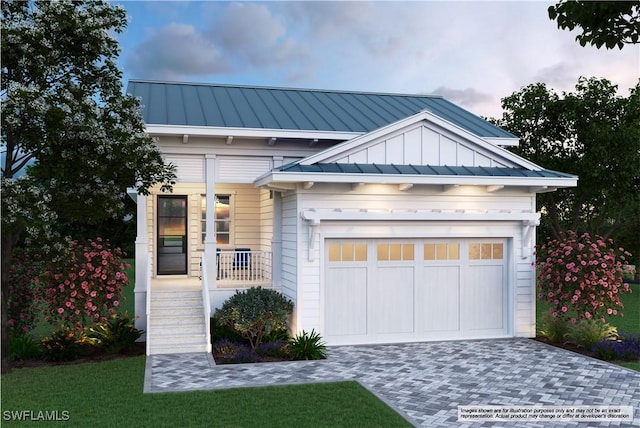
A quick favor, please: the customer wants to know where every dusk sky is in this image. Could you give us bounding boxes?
[115,1,640,119]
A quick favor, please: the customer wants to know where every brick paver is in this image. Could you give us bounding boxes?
[144,338,640,427]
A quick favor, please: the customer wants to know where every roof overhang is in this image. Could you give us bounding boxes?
[144,124,360,141]
[255,170,578,191]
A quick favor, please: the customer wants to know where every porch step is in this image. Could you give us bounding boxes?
[147,288,209,355]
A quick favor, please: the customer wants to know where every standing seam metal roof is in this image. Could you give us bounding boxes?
[127,80,516,139]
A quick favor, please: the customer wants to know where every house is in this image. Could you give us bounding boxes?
[127,80,577,354]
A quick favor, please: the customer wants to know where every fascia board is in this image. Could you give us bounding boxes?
[484,137,520,147]
[145,124,360,141]
[255,171,578,189]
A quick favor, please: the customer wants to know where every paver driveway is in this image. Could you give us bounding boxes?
[145,338,639,427]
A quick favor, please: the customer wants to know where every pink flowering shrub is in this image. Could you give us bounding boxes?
[40,238,130,328]
[7,250,42,336]
[536,231,632,323]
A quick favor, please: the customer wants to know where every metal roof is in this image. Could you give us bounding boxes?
[278,163,575,179]
[127,80,516,139]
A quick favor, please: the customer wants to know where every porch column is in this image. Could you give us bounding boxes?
[204,155,217,296]
[134,193,148,335]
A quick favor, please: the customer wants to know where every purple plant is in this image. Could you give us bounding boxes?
[255,340,289,358]
[591,333,640,361]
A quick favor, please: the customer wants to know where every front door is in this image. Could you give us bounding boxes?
[157,196,188,275]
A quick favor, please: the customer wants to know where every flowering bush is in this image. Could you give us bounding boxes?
[591,333,640,361]
[536,231,632,323]
[6,250,42,336]
[40,238,130,328]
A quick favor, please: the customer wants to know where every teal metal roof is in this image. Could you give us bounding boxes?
[278,163,574,179]
[127,80,516,139]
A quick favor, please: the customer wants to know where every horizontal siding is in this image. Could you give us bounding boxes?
[164,154,205,182]
[217,157,272,183]
[280,193,298,312]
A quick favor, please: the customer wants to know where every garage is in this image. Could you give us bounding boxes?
[324,238,508,345]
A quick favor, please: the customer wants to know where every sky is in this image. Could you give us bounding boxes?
[115,1,640,119]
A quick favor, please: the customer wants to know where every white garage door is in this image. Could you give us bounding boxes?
[325,239,508,345]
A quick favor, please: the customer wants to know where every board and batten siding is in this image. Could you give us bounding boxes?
[292,184,537,339]
[327,124,512,168]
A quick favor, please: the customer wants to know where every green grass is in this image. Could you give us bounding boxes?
[1,357,410,427]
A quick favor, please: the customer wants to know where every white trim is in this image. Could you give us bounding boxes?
[294,110,542,170]
[484,137,520,147]
[255,170,578,189]
[300,208,541,224]
[145,124,359,141]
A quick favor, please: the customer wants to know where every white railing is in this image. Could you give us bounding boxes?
[201,253,212,352]
[215,250,272,288]
[145,258,152,356]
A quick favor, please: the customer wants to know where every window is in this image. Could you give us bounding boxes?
[469,242,503,260]
[377,243,414,261]
[201,194,231,245]
[424,243,459,260]
[328,242,367,262]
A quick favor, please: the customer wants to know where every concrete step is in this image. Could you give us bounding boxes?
[149,333,208,346]
[150,306,203,317]
[149,323,206,336]
[148,342,210,355]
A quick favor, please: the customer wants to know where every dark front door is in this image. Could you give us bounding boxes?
[157,196,188,275]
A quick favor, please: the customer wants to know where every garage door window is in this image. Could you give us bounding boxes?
[377,243,414,261]
[424,243,460,260]
[328,242,367,262]
[469,243,504,260]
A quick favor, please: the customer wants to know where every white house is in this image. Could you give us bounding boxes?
[127,81,577,354]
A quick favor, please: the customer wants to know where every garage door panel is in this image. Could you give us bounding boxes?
[374,266,414,334]
[465,265,505,331]
[418,266,460,332]
[326,267,368,337]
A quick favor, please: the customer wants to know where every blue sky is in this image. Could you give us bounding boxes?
[114,1,639,118]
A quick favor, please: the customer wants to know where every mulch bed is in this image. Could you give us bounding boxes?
[10,342,146,369]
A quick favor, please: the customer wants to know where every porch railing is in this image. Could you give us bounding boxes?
[215,249,272,287]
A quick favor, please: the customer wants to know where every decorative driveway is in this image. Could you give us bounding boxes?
[144,338,639,427]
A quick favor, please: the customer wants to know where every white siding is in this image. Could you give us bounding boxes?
[280,193,299,331]
[259,189,273,252]
[217,157,272,183]
[164,154,205,182]
[330,123,519,168]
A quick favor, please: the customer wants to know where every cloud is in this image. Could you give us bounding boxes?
[127,23,230,80]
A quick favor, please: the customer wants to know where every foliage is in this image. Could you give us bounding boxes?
[548,1,640,49]
[87,311,142,354]
[565,318,618,349]
[537,231,632,323]
[592,333,640,361]
[0,0,175,372]
[9,334,41,361]
[6,249,42,336]
[211,339,257,364]
[255,340,290,359]
[210,316,246,344]
[537,311,570,343]
[214,287,294,349]
[41,327,97,362]
[40,238,130,328]
[492,77,640,252]
[263,328,291,343]
[288,330,327,361]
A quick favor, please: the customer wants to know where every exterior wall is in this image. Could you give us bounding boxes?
[326,122,514,168]
[280,192,299,331]
[259,189,273,253]
[292,183,537,340]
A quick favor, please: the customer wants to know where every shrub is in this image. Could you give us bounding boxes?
[537,311,570,343]
[87,311,143,354]
[210,316,246,344]
[7,249,42,336]
[565,318,617,349]
[536,231,632,323]
[10,335,41,361]
[263,328,290,343]
[255,340,289,359]
[40,238,130,328]
[592,333,640,361]
[41,327,98,362]
[211,339,257,364]
[288,330,327,360]
[214,287,293,349]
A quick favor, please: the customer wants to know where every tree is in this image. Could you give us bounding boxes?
[491,77,640,253]
[548,1,640,49]
[1,0,175,373]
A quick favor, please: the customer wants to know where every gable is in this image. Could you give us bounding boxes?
[297,111,536,170]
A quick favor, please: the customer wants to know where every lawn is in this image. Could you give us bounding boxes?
[1,357,410,427]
